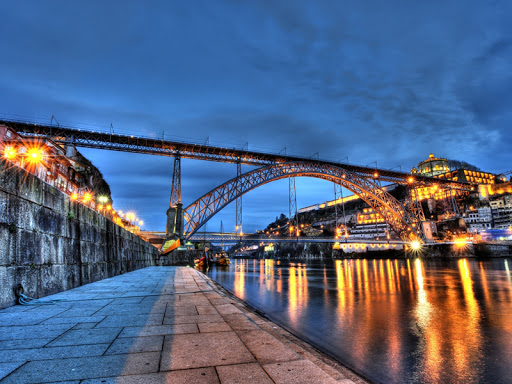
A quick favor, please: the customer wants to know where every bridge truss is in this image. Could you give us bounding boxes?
[2,119,470,187]
[184,162,428,243]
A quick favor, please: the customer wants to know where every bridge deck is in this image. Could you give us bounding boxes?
[0,267,364,384]
[1,119,469,188]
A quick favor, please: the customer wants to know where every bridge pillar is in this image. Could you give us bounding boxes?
[166,203,184,238]
[166,154,183,239]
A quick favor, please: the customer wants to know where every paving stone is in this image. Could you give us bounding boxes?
[238,330,300,364]
[96,313,164,327]
[72,322,99,330]
[81,367,219,384]
[196,305,219,315]
[42,315,106,325]
[263,360,339,384]
[0,337,52,350]
[163,314,224,325]
[0,348,36,362]
[223,313,260,331]
[160,331,255,370]
[216,363,274,384]
[209,297,230,306]
[197,321,232,333]
[0,353,161,383]
[48,327,122,346]
[165,305,197,316]
[105,336,164,355]
[0,362,24,381]
[119,324,198,338]
[0,324,74,341]
[0,312,58,326]
[215,303,243,315]
[31,344,110,360]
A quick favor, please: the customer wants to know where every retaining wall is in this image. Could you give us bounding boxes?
[0,160,160,308]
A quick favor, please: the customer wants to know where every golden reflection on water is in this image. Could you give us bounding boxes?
[226,257,512,383]
[288,263,308,326]
[233,258,246,299]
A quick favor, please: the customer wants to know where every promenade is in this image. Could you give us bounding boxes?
[0,267,364,384]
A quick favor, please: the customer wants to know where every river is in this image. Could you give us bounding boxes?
[206,258,512,384]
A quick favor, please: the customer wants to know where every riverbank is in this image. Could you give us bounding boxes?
[246,241,512,259]
[0,266,367,383]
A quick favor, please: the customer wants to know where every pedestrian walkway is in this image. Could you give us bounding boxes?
[0,267,364,383]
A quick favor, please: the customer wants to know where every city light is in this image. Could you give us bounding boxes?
[83,192,92,202]
[71,193,78,201]
[410,240,421,251]
[3,146,17,160]
[26,147,45,166]
[98,195,109,204]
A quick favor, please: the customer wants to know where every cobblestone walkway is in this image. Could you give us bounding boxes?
[0,267,364,383]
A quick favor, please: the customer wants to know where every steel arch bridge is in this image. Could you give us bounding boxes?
[183,161,426,243]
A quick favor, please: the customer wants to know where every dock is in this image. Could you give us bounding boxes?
[0,267,365,383]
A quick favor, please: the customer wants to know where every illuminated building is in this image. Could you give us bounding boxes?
[0,124,111,212]
[411,153,450,177]
[350,208,391,240]
[479,182,512,199]
[438,169,495,185]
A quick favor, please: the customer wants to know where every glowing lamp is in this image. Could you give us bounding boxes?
[83,193,92,202]
[26,147,44,165]
[71,193,79,201]
[373,172,379,178]
[410,240,421,250]
[3,146,17,160]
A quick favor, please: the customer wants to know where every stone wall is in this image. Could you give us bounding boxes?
[0,160,160,309]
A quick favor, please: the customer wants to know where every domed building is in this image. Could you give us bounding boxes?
[411,153,450,177]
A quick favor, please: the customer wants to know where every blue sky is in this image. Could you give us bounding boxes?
[1,1,511,232]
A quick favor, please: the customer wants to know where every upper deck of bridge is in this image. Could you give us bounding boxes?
[1,119,470,189]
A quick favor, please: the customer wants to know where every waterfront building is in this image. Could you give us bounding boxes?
[464,207,492,232]
[0,125,88,202]
[490,198,512,229]
[349,208,391,240]
[479,182,512,199]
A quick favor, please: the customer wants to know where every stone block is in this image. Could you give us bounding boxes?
[0,352,160,383]
[160,331,255,370]
[262,359,339,384]
[15,229,42,266]
[217,363,274,384]
[0,225,16,266]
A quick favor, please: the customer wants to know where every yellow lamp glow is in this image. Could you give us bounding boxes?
[3,146,17,160]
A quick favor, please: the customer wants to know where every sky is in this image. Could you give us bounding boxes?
[1,1,511,233]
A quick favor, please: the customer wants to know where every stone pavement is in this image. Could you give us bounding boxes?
[0,267,365,384]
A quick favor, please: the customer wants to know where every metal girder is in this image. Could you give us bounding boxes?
[3,119,471,189]
[183,161,427,243]
[235,160,242,236]
[289,177,298,236]
[170,154,181,207]
[334,182,347,232]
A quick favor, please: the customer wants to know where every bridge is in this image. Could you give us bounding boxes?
[2,119,472,245]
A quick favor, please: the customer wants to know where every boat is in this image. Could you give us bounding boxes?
[215,254,230,266]
[194,255,207,268]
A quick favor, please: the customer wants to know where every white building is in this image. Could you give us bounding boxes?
[464,207,492,232]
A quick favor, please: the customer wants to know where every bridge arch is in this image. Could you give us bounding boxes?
[183,162,425,243]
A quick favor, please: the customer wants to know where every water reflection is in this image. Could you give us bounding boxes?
[208,258,512,384]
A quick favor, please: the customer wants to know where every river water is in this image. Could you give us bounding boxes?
[206,258,512,384]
